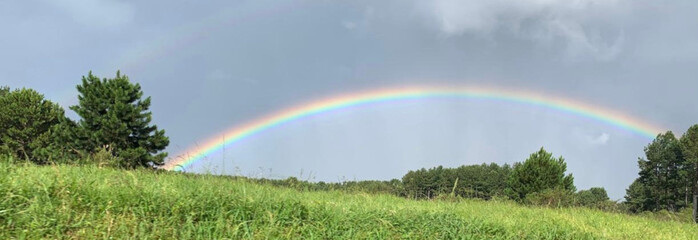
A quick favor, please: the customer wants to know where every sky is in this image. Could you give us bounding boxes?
[2,0,697,199]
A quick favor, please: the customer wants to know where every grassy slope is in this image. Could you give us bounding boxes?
[1,162,696,239]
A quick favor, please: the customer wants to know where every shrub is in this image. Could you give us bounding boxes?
[575,187,610,207]
[525,188,576,208]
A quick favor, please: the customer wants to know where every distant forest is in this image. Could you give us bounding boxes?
[1,71,697,222]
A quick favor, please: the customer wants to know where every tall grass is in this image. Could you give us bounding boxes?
[1,159,696,239]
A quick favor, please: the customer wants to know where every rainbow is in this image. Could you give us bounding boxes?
[162,85,663,171]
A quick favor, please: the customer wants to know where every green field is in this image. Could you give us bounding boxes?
[1,161,697,239]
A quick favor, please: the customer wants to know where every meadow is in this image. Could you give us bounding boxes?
[1,159,697,239]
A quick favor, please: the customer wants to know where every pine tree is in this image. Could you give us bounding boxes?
[624,179,654,213]
[637,131,686,211]
[70,71,169,168]
[507,147,576,202]
[679,125,698,217]
[0,88,65,164]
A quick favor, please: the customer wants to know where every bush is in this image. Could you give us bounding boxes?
[90,146,123,168]
[525,188,576,208]
[575,187,610,208]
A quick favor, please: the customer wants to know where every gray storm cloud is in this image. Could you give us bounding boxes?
[420,0,627,61]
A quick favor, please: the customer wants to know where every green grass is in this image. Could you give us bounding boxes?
[1,161,697,239]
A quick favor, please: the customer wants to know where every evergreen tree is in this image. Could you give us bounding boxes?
[402,168,429,199]
[680,125,698,210]
[0,88,65,163]
[507,147,575,202]
[70,71,169,168]
[636,131,686,211]
[625,179,654,213]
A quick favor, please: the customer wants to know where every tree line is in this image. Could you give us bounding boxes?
[239,129,698,220]
[244,148,611,210]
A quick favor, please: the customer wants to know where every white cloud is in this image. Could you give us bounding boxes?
[45,0,135,27]
[419,0,627,61]
[587,132,610,145]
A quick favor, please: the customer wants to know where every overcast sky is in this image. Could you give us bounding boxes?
[2,0,697,199]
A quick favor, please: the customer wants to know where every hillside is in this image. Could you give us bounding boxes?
[1,162,696,239]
